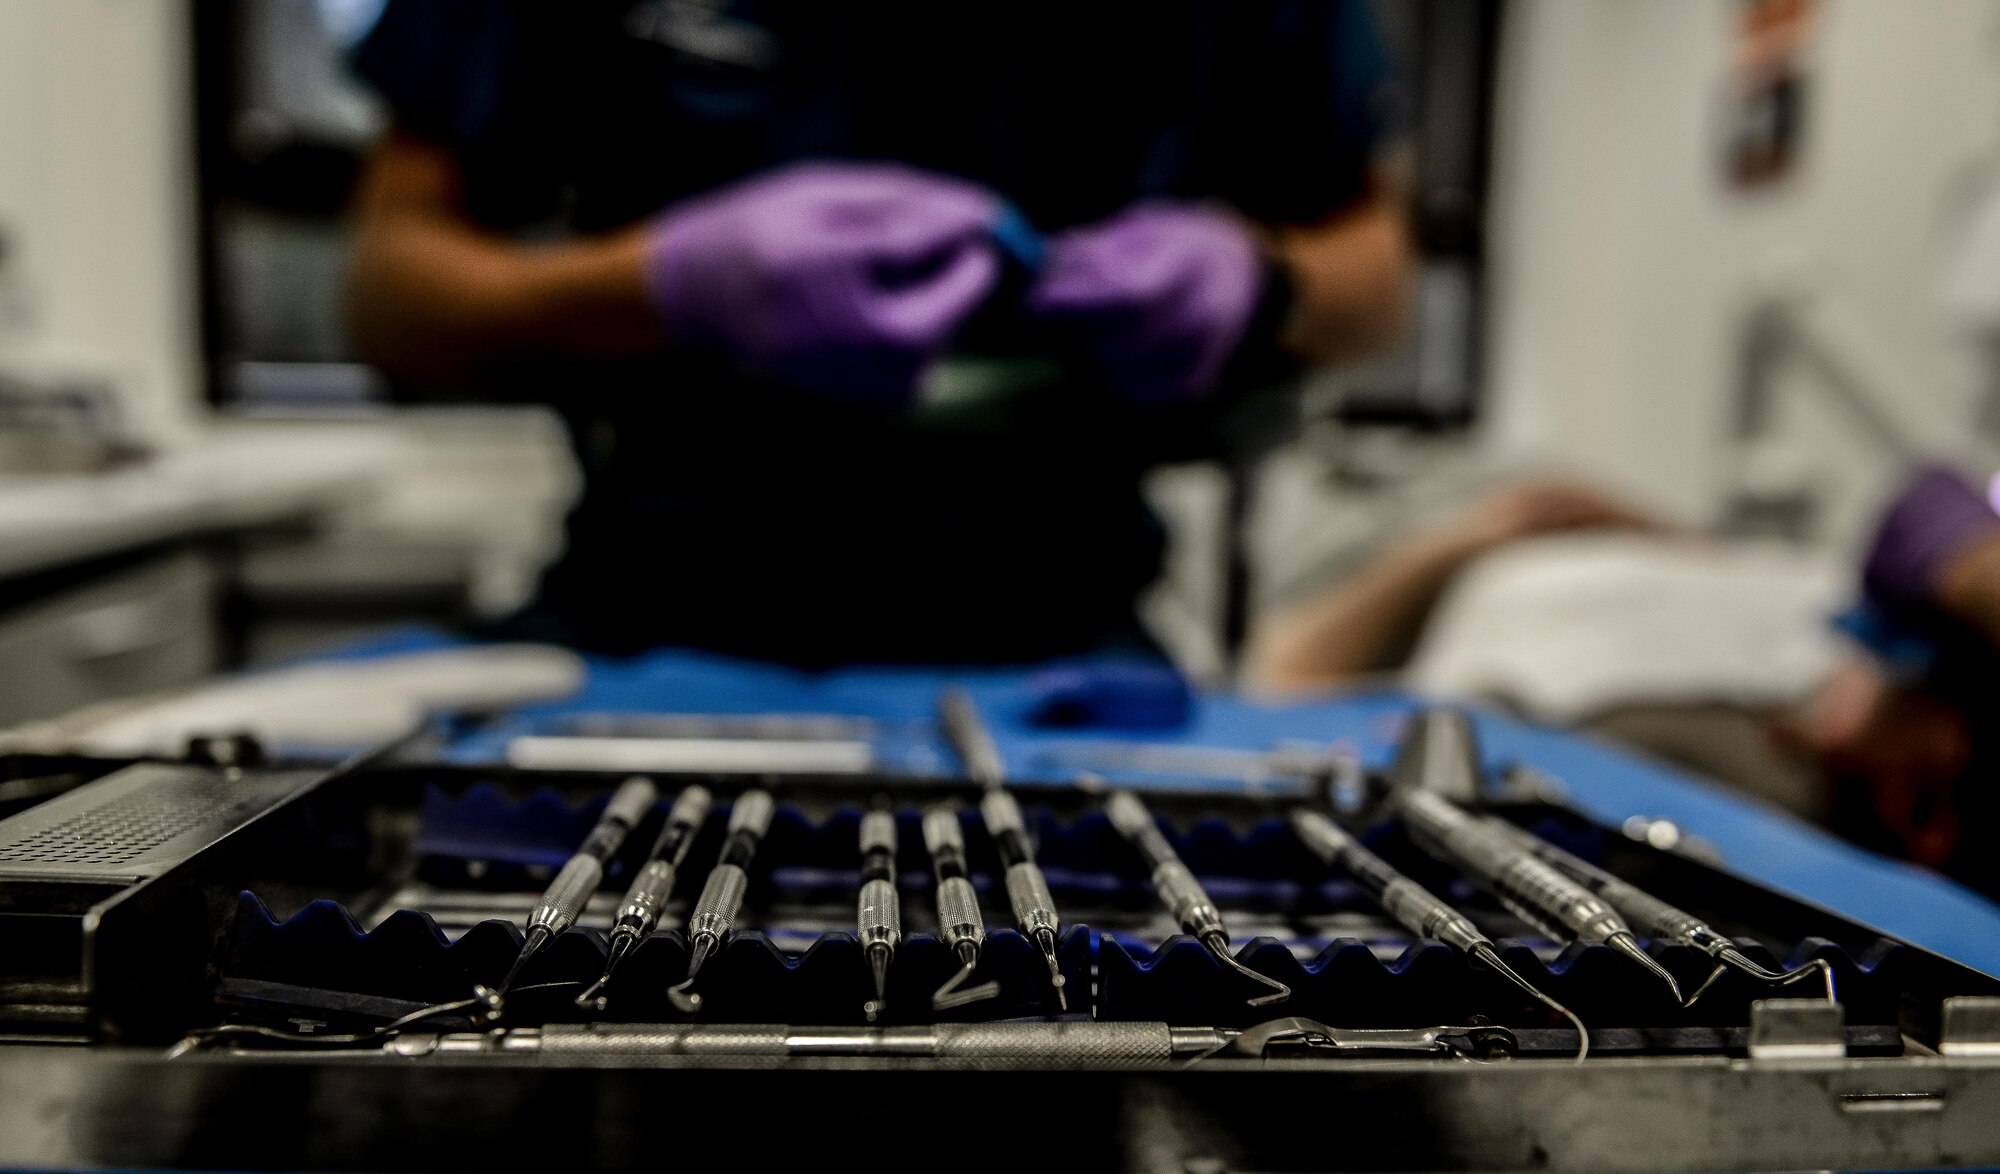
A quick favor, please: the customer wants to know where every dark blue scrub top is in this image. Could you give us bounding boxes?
[355,0,1394,666]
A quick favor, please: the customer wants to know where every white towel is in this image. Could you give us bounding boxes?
[1406,534,1848,720]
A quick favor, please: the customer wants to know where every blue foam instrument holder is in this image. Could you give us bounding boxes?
[221,791,1905,1029]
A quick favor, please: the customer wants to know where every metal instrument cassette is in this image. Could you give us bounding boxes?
[3,751,2000,1172]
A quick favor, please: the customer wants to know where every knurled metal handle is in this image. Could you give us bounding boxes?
[1004,862,1058,936]
[666,785,713,830]
[932,1022,1174,1067]
[618,859,677,925]
[934,875,983,945]
[690,864,747,938]
[858,877,901,947]
[1398,788,1467,846]
[1491,854,1617,938]
[1405,791,1611,935]
[1105,791,1153,839]
[1498,822,1703,941]
[1585,872,1696,940]
[860,810,897,855]
[727,790,774,836]
[1151,861,1223,939]
[533,855,603,932]
[922,807,965,855]
[979,789,1026,838]
[604,777,659,828]
[1379,876,1454,940]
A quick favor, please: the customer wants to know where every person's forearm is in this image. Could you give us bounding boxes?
[346,131,665,390]
[349,217,662,388]
[1247,527,1476,693]
[1938,532,2000,646]
[1269,187,1412,366]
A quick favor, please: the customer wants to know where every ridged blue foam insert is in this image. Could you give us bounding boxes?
[300,786,1908,1028]
[1094,933,1900,1028]
[224,892,1086,1025]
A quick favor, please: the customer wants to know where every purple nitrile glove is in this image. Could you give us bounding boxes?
[646,161,1003,408]
[1862,465,2000,615]
[1027,201,1265,403]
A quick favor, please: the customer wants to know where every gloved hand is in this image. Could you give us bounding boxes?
[1027,201,1266,403]
[1862,465,2000,616]
[645,162,1002,407]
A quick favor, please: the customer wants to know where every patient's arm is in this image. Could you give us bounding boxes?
[1246,481,1662,693]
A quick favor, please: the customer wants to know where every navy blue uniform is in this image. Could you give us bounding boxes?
[355,0,1393,665]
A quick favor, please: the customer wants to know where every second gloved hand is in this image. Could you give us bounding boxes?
[1028,201,1266,403]
[645,161,1002,407]
[1863,465,2000,618]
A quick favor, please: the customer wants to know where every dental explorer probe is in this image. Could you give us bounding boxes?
[1398,787,1686,1003]
[923,805,1002,1010]
[856,805,902,1022]
[1105,790,1291,1006]
[668,789,774,1014]
[575,784,713,1010]
[497,776,658,1001]
[1290,808,1588,1062]
[1487,818,1835,1003]
[1389,708,1685,1003]
[979,788,1067,1009]
[937,687,1068,1007]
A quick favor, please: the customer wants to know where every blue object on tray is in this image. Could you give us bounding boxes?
[1022,656,1193,730]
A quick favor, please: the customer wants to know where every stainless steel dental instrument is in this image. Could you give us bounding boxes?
[497,775,657,1000]
[382,1018,1513,1063]
[1105,789,1291,1007]
[1390,709,1686,1004]
[1398,786,1686,1003]
[1290,807,1589,1061]
[1488,818,1835,1003]
[938,686,1005,788]
[856,805,902,1022]
[922,805,1001,1010]
[938,687,1066,1007]
[668,788,773,1014]
[978,788,1066,1009]
[575,783,713,1010]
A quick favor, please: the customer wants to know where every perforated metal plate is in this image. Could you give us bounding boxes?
[0,763,318,880]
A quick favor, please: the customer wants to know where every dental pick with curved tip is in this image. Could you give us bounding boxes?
[979,788,1068,1010]
[922,805,1001,1011]
[1390,711,1684,1005]
[1290,808,1589,1063]
[575,783,713,1010]
[1487,818,1837,1007]
[668,789,773,1015]
[1399,786,1686,1005]
[1107,789,1291,1007]
[495,776,657,1009]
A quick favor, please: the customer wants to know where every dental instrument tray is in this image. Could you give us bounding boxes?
[2,739,1999,1173]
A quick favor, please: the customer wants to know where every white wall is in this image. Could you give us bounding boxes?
[0,0,1987,550]
[1486,0,2000,542]
[0,0,202,443]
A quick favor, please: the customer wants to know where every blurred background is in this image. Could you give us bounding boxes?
[1,0,1997,882]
